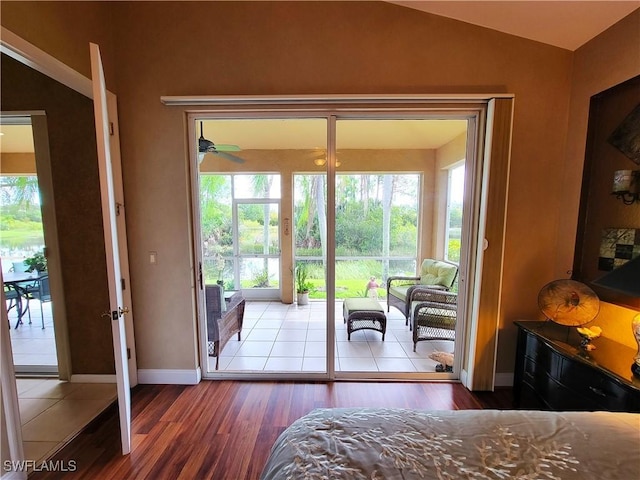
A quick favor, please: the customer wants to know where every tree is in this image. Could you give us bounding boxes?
[0,176,41,221]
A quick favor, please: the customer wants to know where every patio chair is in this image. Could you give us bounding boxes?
[386,259,458,325]
[26,275,50,329]
[4,284,20,328]
[410,288,458,351]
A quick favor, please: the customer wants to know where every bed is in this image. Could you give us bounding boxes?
[260,408,640,479]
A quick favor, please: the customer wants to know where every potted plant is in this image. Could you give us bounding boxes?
[24,250,47,273]
[295,263,313,305]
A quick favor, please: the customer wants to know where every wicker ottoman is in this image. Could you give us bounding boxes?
[343,298,387,341]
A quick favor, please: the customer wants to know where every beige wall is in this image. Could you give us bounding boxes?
[2,1,636,377]
[555,10,640,352]
[110,1,573,374]
[0,153,36,174]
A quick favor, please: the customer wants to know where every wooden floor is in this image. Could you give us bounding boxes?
[30,381,513,480]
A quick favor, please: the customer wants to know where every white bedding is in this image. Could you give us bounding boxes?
[260,408,640,479]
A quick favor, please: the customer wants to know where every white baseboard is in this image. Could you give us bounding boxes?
[459,368,469,388]
[494,372,514,387]
[137,367,201,385]
[70,374,116,383]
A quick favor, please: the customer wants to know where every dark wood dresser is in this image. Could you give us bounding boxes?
[514,321,640,412]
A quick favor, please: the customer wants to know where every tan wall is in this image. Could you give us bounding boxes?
[109,1,574,373]
[555,10,640,352]
[0,0,116,89]
[5,1,635,377]
[0,153,36,174]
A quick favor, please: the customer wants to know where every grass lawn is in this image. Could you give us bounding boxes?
[309,278,386,300]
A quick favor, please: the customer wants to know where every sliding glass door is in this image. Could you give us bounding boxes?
[193,112,474,380]
[333,118,467,378]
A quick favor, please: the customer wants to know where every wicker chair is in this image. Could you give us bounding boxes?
[410,289,457,351]
[386,259,458,325]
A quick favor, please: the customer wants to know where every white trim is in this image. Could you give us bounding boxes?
[0,27,93,99]
[161,93,515,106]
[70,374,116,383]
[138,368,202,385]
[494,372,514,387]
[460,368,469,387]
[1,271,25,475]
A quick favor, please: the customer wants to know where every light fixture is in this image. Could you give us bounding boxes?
[313,157,341,168]
[612,170,640,205]
[592,255,640,377]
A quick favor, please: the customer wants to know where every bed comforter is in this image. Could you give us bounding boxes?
[260,408,640,479]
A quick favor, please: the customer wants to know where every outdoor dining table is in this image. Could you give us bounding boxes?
[3,271,42,329]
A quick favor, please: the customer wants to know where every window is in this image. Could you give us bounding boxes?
[445,164,464,264]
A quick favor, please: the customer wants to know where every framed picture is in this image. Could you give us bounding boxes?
[608,103,640,164]
[598,228,640,271]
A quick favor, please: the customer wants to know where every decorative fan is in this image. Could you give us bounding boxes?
[537,279,600,326]
[198,122,244,164]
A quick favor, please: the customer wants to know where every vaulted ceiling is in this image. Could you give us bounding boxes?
[1,2,638,154]
[388,1,639,51]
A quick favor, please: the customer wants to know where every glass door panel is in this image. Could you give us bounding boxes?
[196,117,328,375]
[334,118,467,377]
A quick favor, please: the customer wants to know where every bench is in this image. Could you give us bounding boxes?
[205,284,245,369]
[343,298,387,341]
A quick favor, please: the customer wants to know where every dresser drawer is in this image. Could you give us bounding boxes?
[514,321,640,412]
[561,359,634,411]
[524,336,562,378]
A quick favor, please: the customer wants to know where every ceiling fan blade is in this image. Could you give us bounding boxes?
[198,121,241,153]
[214,144,241,152]
[215,151,245,163]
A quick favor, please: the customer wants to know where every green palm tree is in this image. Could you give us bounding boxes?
[0,176,40,213]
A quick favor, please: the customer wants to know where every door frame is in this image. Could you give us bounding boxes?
[233,198,282,300]
[0,30,138,385]
[181,100,513,385]
[1,28,138,464]
[0,111,71,378]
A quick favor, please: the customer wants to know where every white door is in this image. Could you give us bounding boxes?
[90,42,131,455]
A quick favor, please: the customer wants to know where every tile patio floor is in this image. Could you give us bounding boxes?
[210,300,455,373]
[7,299,455,376]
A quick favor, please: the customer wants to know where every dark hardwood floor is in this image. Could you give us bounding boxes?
[29,381,513,480]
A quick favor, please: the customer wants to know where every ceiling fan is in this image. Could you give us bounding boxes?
[198,121,244,164]
[308,148,341,167]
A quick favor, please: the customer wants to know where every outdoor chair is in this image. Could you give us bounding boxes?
[410,288,458,351]
[4,284,20,328]
[386,259,458,325]
[26,274,50,329]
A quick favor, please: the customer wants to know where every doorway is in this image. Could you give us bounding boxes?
[1,114,61,376]
[192,110,480,380]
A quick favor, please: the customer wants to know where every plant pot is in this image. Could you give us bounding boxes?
[297,292,309,305]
